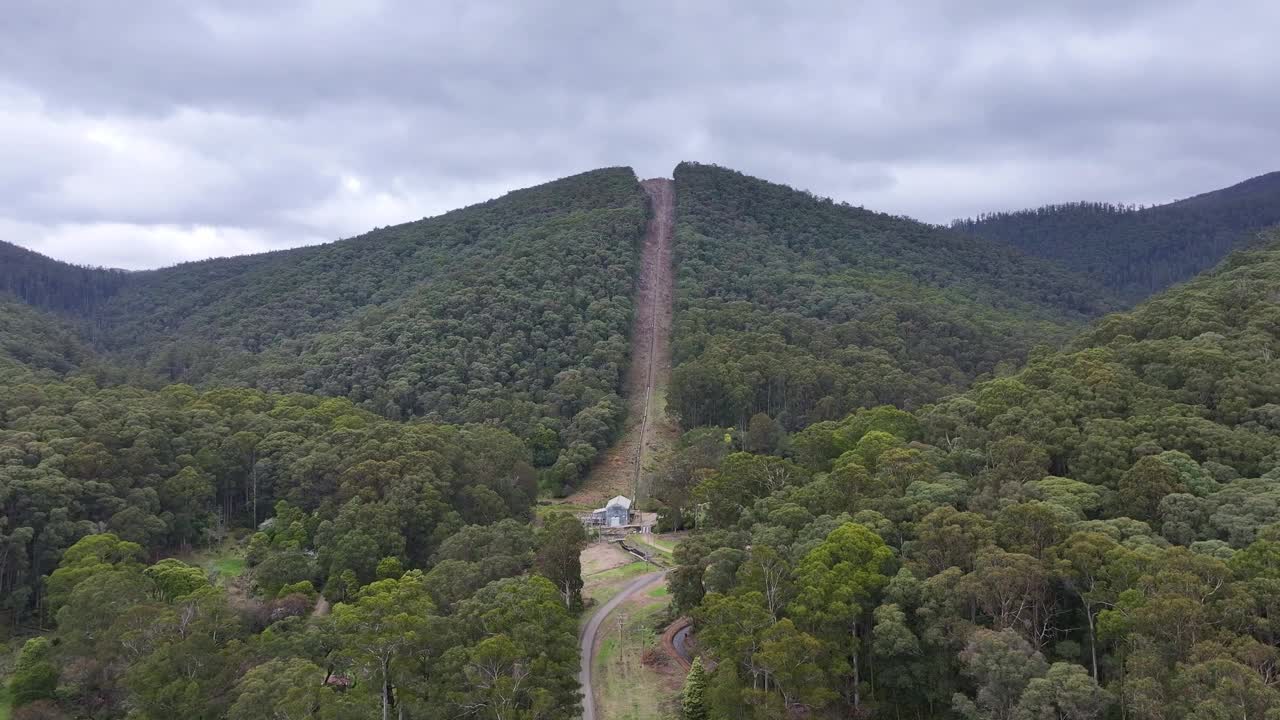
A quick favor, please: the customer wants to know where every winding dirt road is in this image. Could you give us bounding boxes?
[569,178,676,506]
[578,570,667,720]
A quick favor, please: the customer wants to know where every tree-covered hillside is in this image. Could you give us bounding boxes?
[0,296,96,379]
[952,170,1280,302]
[659,233,1280,718]
[0,170,642,719]
[3,168,649,490]
[0,376,581,717]
[0,241,131,315]
[667,162,1115,432]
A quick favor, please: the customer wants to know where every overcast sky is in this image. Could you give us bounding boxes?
[2,0,1277,269]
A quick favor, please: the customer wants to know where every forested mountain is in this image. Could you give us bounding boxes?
[2,168,649,491]
[667,162,1116,432]
[0,296,96,379]
[0,242,130,316]
[0,169,646,717]
[951,170,1280,302]
[6,160,1280,719]
[659,232,1280,718]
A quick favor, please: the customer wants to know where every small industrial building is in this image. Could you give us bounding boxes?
[589,495,633,528]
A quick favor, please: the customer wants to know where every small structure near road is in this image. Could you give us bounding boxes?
[588,495,633,528]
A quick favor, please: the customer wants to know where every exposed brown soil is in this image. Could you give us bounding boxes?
[581,541,635,577]
[567,178,678,508]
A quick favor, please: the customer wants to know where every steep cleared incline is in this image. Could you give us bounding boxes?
[572,178,678,506]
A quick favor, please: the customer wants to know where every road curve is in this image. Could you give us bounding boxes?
[673,624,694,665]
[579,570,667,720]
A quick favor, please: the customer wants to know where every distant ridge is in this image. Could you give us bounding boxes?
[952,170,1280,302]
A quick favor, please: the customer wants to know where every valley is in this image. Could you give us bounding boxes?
[2,165,1279,720]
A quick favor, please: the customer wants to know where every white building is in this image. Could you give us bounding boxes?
[590,495,633,527]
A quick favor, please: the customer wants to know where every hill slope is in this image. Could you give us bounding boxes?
[0,241,131,315]
[663,230,1280,718]
[1,168,650,488]
[666,162,1116,431]
[951,171,1280,302]
[0,295,99,381]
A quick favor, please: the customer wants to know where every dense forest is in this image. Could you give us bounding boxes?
[0,298,100,379]
[0,167,649,492]
[0,243,131,317]
[667,163,1116,432]
[0,360,587,717]
[0,170,650,718]
[952,171,1280,302]
[4,162,1279,719]
[659,234,1280,718]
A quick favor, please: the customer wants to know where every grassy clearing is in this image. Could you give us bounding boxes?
[592,584,681,720]
[628,536,674,564]
[187,539,247,585]
[0,684,11,720]
[584,561,654,608]
[580,557,659,633]
[588,561,653,583]
[536,502,594,519]
[646,534,680,553]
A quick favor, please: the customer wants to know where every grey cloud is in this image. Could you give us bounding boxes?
[0,0,1277,268]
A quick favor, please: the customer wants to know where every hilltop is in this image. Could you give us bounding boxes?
[952,170,1280,302]
[666,162,1116,431]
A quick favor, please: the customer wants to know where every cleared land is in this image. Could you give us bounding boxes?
[569,178,678,508]
[591,574,683,720]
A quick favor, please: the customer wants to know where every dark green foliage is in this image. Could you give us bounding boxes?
[7,164,1279,719]
[675,236,1280,719]
[668,162,1116,431]
[0,380,535,625]
[0,296,104,379]
[952,170,1280,302]
[0,241,130,314]
[925,239,1280,487]
[0,168,631,719]
[3,169,649,489]
[535,511,588,611]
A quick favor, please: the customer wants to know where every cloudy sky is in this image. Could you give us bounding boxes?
[2,0,1277,269]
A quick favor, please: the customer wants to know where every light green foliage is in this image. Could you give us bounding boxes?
[682,657,709,720]
[9,637,58,708]
[333,571,439,720]
[229,658,359,720]
[678,238,1280,717]
[375,556,403,580]
[43,534,145,614]
[143,558,210,601]
[435,575,580,718]
[754,619,832,710]
[789,523,892,708]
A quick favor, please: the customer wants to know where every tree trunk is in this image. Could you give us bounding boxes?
[1086,605,1099,681]
[852,625,861,709]
[381,659,391,720]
